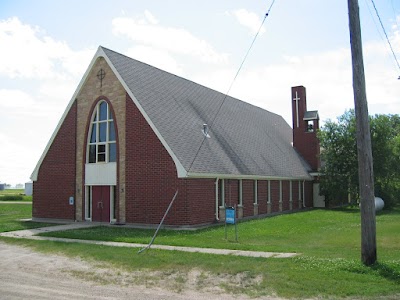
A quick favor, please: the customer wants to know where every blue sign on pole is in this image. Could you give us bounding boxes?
[225,208,235,224]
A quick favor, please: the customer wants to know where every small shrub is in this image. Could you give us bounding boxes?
[0,195,24,201]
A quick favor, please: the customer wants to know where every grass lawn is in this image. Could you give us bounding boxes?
[0,189,32,201]
[0,203,52,232]
[2,204,400,299]
[40,208,400,260]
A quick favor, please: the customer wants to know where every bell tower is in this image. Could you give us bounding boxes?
[291,86,320,171]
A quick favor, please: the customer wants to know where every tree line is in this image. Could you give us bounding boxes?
[318,110,400,208]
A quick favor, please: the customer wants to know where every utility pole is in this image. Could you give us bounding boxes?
[347,0,377,265]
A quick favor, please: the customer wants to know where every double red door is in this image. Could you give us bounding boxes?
[92,186,110,222]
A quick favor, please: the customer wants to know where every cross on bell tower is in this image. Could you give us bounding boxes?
[293,91,300,128]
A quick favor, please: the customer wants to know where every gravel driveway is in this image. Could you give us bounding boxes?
[0,241,283,300]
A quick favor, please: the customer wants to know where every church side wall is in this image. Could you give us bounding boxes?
[185,178,216,225]
[282,181,290,211]
[224,179,239,207]
[258,180,268,214]
[242,180,254,217]
[33,101,77,220]
[270,180,280,213]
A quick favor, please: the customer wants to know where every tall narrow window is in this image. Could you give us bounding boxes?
[87,100,117,163]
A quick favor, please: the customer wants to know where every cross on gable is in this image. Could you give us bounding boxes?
[293,91,300,128]
[97,69,106,87]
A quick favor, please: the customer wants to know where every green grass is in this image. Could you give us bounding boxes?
[1,203,400,299]
[0,189,32,201]
[0,203,51,232]
[40,208,400,260]
[0,189,24,194]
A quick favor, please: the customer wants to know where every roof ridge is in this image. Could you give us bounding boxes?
[100,46,281,118]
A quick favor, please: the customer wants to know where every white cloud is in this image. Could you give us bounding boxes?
[112,12,228,64]
[144,10,159,25]
[0,131,31,184]
[193,41,399,128]
[0,89,35,108]
[229,9,266,35]
[0,17,95,185]
[0,17,93,79]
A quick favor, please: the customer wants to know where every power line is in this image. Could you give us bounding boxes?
[364,0,385,42]
[370,0,400,78]
[187,0,277,174]
[226,0,276,96]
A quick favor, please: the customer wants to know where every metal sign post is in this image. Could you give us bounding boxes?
[225,205,238,242]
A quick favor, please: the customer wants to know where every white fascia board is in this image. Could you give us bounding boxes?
[30,47,103,181]
[309,172,322,177]
[186,172,313,181]
[100,48,187,178]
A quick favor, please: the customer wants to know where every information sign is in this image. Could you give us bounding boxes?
[225,208,235,224]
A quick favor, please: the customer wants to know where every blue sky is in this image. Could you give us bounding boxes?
[0,0,399,185]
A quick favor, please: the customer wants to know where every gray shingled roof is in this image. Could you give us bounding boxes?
[102,47,312,180]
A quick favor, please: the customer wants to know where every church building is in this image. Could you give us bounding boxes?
[31,46,322,227]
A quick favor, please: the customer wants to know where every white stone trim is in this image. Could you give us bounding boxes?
[85,186,92,221]
[110,186,117,223]
[85,163,117,185]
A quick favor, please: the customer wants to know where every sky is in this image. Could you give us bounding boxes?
[0,0,399,186]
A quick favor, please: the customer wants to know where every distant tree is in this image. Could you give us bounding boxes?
[318,111,400,208]
[370,114,400,208]
[318,110,358,206]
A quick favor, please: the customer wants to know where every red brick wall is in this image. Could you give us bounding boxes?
[282,181,290,211]
[33,101,77,220]
[242,180,254,217]
[258,180,267,214]
[125,94,181,225]
[124,94,218,226]
[224,179,239,207]
[32,90,315,225]
[270,180,280,212]
[185,178,216,225]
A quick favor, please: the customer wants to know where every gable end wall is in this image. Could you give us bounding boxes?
[33,101,77,220]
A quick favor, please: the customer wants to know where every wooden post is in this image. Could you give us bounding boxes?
[347,0,377,265]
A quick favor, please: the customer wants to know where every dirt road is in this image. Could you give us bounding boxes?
[0,241,282,300]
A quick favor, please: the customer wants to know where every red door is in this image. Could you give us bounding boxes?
[92,186,110,222]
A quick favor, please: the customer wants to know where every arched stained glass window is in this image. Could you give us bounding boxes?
[87,101,117,163]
